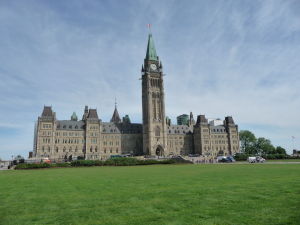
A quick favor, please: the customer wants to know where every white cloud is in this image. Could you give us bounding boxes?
[0,0,299,158]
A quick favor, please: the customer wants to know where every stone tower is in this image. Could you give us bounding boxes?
[142,33,168,156]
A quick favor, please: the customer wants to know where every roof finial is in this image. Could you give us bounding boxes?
[115,97,117,109]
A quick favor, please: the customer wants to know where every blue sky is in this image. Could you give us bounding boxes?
[0,0,299,159]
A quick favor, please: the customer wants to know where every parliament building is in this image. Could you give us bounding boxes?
[32,33,240,160]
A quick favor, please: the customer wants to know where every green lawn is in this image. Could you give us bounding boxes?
[0,164,299,225]
[266,159,300,162]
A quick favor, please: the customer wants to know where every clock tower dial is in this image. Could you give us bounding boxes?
[150,64,157,71]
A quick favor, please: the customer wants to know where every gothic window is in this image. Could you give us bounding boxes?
[48,146,50,152]
[63,125,66,129]
[155,126,160,136]
[63,147,66,152]
[153,100,156,119]
[75,125,78,129]
[95,147,98,152]
[56,147,58,153]
[157,99,161,119]
[75,146,78,152]
[69,147,72,152]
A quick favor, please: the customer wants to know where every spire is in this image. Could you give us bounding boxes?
[189,112,195,126]
[110,100,121,123]
[82,105,89,120]
[145,33,158,61]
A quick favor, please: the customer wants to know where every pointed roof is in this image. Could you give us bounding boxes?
[41,106,54,117]
[145,33,158,61]
[87,109,99,119]
[110,106,121,123]
[71,112,78,121]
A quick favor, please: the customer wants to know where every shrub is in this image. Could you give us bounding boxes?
[105,157,139,166]
[234,153,249,161]
[15,163,51,170]
[70,160,103,167]
[52,163,71,167]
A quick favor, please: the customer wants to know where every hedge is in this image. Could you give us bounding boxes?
[70,160,103,167]
[15,163,51,169]
[15,157,192,169]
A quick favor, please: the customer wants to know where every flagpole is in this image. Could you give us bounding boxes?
[292,136,295,151]
[147,24,152,34]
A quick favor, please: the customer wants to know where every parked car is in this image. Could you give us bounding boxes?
[42,158,51,164]
[248,156,265,163]
[217,156,235,163]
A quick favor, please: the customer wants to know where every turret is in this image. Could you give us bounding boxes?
[71,112,78,121]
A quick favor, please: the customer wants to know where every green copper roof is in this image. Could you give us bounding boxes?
[146,33,158,61]
[71,112,78,121]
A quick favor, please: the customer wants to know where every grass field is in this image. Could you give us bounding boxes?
[1,164,299,225]
[266,159,300,162]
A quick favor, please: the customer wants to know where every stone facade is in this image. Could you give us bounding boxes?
[32,33,240,160]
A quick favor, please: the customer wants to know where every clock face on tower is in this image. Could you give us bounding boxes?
[150,64,157,71]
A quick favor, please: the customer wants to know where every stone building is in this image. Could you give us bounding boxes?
[32,33,240,160]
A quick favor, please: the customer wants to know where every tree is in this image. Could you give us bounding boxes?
[239,130,256,154]
[275,146,286,155]
[255,137,275,155]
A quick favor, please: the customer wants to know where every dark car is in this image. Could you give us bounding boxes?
[217,156,236,163]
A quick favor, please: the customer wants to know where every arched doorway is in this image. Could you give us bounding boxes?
[155,146,164,157]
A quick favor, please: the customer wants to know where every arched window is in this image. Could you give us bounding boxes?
[95,147,98,152]
[155,126,160,136]
[75,146,78,152]
[48,146,51,152]
[42,146,45,151]
[69,147,72,152]
[56,147,58,153]
[90,146,93,152]
[63,147,66,152]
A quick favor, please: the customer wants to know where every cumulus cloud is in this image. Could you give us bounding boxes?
[0,0,299,158]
